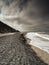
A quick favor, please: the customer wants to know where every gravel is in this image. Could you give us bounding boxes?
[0,32,48,65]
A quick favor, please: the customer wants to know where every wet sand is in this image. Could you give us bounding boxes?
[31,46,49,64]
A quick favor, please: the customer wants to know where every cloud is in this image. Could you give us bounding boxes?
[0,0,49,32]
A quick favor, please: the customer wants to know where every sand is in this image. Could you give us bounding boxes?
[31,46,49,64]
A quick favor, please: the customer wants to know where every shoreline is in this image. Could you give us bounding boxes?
[31,46,49,64]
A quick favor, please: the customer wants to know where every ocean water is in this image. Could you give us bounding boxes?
[25,32,49,54]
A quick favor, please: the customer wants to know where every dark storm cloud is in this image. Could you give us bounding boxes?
[27,0,49,18]
[1,0,49,16]
[2,0,13,6]
[1,0,28,11]
[0,0,49,32]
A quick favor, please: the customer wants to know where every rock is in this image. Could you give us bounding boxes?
[0,32,48,65]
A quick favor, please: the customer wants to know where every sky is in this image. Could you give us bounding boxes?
[0,0,49,32]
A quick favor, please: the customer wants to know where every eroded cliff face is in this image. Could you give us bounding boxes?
[0,0,49,32]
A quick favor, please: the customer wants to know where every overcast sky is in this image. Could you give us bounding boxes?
[0,0,49,32]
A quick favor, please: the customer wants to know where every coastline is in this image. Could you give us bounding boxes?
[31,46,49,64]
